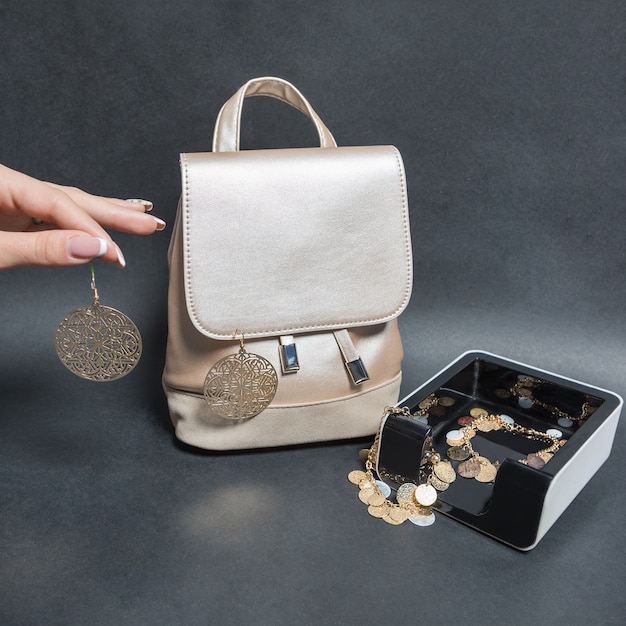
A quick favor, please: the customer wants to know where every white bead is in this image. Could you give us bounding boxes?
[500,414,514,424]
[558,417,573,428]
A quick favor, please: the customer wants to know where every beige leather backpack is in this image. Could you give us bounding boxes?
[163,77,412,450]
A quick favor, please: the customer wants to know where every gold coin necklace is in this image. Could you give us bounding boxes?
[203,331,278,420]
[347,406,455,528]
[55,262,142,382]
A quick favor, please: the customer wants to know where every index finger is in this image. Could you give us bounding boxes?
[3,167,123,266]
[45,184,162,235]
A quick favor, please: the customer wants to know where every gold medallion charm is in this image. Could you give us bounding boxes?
[55,265,142,382]
[203,332,278,420]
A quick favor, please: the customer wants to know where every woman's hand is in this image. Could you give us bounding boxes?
[0,164,166,269]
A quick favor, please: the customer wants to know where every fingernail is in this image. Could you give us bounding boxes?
[68,237,108,259]
[126,198,153,212]
[114,244,126,268]
[153,217,166,231]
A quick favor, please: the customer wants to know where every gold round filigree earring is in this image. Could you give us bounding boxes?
[203,331,278,420]
[55,262,142,382]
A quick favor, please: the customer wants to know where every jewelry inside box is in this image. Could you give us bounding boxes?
[348,379,595,527]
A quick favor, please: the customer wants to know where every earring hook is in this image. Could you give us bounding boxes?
[90,261,100,306]
[234,329,245,352]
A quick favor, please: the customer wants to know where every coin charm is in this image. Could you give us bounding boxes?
[433,460,456,484]
[368,505,386,519]
[429,405,446,417]
[414,484,438,507]
[457,459,482,479]
[387,506,409,524]
[438,396,456,407]
[55,270,142,382]
[447,445,471,461]
[348,470,368,485]
[470,407,488,418]
[474,419,493,432]
[525,453,547,469]
[475,457,498,483]
[446,429,465,446]
[358,487,376,504]
[518,396,534,409]
[203,334,278,420]
[429,475,450,492]
[367,492,387,507]
[396,483,418,505]
[375,480,392,498]
[408,512,436,527]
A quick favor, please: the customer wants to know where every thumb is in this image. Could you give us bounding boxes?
[0,230,109,270]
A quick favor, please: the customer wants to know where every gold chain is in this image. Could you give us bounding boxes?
[448,410,567,473]
[509,377,595,423]
[348,400,571,526]
[349,403,453,526]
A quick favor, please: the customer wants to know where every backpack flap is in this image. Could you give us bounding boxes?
[180,143,412,341]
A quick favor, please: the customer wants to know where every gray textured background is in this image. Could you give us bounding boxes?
[1,1,625,624]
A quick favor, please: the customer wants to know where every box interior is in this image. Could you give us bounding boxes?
[399,353,620,518]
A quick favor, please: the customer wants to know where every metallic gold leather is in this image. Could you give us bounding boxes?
[165,373,402,450]
[163,76,412,449]
[181,146,412,340]
[163,217,403,404]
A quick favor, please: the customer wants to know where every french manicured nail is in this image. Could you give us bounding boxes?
[114,244,126,268]
[126,198,153,212]
[153,217,166,231]
[68,237,108,259]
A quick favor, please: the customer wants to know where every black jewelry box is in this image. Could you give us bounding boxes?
[378,351,622,550]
